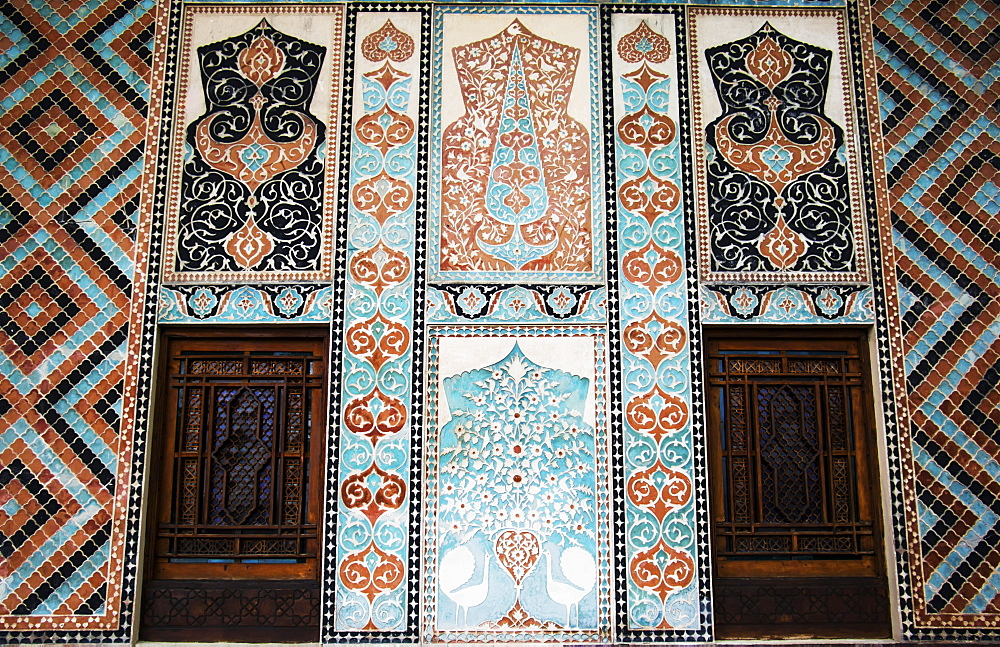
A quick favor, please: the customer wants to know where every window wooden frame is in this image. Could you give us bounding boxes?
[140,327,327,642]
[705,326,889,638]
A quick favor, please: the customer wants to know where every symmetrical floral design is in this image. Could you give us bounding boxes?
[430,10,604,284]
[430,284,604,321]
[334,17,417,632]
[439,20,591,274]
[614,17,700,631]
[700,284,873,323]
[174,21,327,274]
[692,17,867,285]
[426,330,609,642]
[158,284,333,322]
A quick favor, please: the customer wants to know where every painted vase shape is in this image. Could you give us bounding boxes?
[177,20,326,273]
[704,23,854,274]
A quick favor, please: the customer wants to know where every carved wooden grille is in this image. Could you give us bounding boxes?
[707,338,876,561]
[154,345,323,563]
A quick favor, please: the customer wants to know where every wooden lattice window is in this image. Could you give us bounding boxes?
[706,330,889,638]
[142,329,326,641]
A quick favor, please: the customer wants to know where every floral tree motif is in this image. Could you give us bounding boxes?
[437,344,597,628]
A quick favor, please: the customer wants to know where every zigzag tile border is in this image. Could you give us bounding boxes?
[864,0,1000,636]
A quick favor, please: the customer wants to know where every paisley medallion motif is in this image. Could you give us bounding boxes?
[355,104,414,156]
[629,539,695,604]
[351,169,415,225]
[341,460,407,524]
[344,312,410,372]
[626,460,692,523]
[619,169,681,226]
[349,241,411,294]
[621,240,683,292]
[757,212,809,270]
[622,312,687,369]
[745,36,793,90]
[340,541,406,602]
[343,387,407,442]
[495,529,540,588]
[625,385,689,443]
[617,105,676,157]
[223,214,274,270]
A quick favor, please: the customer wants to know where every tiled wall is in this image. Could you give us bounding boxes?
[872,0,1000,635]
[0,0,997,643]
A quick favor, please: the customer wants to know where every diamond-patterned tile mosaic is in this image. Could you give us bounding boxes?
[0,0,149,637]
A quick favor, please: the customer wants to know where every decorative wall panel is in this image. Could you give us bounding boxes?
[162,6,343,284]
[610,12,707,636]
[428,6,605,285]
[424,328,611,642]
[327,10,423,638]
[689,9,869,285]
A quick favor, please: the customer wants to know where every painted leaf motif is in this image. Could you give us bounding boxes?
[617,20,671,64]
[349,240,411,293]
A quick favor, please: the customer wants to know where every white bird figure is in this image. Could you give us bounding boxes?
[439,546,491,629]
[544,546,596,629]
